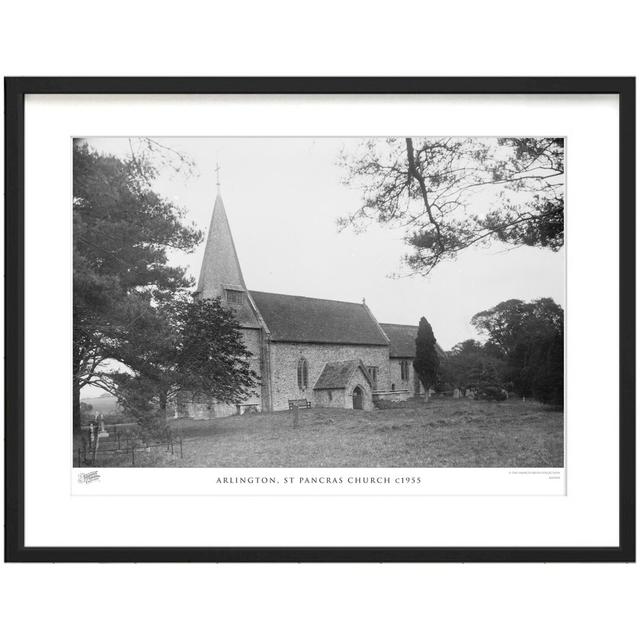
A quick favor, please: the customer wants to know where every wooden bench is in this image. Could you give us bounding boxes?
[288,399,311,410]
[236,403,259,415]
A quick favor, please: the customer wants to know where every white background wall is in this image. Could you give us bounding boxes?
[1,2,638,639]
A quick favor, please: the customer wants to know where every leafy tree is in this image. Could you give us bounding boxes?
[79,402,94,425]
[440,340,506,398]
[73,140,202,431]
[471,298,562,357]
[413,317,440,402]
[339,137,564,274]
[439,340,482,391]
[99,296,259,439]
[471,297,563,404]
[530,327,564,406]
[467,359,507,402]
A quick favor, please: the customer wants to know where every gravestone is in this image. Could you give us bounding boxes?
[97,413,109,438]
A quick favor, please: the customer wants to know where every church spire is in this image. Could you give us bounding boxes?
[195,188,247,299]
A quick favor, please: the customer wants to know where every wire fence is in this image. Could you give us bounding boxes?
[76,422,183,467]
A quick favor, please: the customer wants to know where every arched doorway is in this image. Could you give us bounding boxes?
[352,385,364,410]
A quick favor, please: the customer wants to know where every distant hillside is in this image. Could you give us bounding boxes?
[81,393,121,415]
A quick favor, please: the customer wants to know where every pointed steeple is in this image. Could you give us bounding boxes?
[195,192,248,299]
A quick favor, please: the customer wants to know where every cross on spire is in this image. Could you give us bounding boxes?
[215,162,221,192]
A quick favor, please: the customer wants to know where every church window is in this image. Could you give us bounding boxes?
[400,360,410,381]
[297,358,308,390]
[367,366,378,390]
[226,289,244,305]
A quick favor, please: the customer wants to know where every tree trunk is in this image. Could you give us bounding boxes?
[159,390,169,431]
[73,379,82,433]
[72,349,82,433]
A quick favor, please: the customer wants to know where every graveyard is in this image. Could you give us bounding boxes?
[81,398,564,468]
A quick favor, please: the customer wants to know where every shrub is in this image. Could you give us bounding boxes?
[475,384,508,402]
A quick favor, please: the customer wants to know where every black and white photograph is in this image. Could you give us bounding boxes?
[3,1,637,634]
[74,135,565,471]
[4,74,634,569]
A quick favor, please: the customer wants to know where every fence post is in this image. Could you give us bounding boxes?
[91,426,99,465]
[131,446,135,466]
[179,435,183,459]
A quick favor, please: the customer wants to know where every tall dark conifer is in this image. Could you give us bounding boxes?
[413,317,440,402]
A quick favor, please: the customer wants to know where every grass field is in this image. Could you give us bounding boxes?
[87,398,564,468]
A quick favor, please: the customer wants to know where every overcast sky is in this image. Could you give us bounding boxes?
[83,137,564,389]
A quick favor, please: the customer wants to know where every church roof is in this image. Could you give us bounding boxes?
[249,291,389,345]
[380,323,446,358]
[196,193,247,298]
[314,360,372,390]
[195,193,262,329]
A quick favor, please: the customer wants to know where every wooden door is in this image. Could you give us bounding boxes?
[352,386,364,409]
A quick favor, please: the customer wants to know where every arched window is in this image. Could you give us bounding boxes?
[367,366,378,390]
[297,358,308,391]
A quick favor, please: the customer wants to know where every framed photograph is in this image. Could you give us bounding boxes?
[5,77,635,562]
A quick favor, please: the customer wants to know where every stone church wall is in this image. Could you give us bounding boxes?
[388,356,424,397]
[269,342,389,411]
[313,388,347,409]
[313,367,373,410]
[347,367,374,410]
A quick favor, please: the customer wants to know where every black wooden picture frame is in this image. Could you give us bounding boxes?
[4,77,635,562]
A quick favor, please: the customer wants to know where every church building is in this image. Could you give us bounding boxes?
[185,188,431,417]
